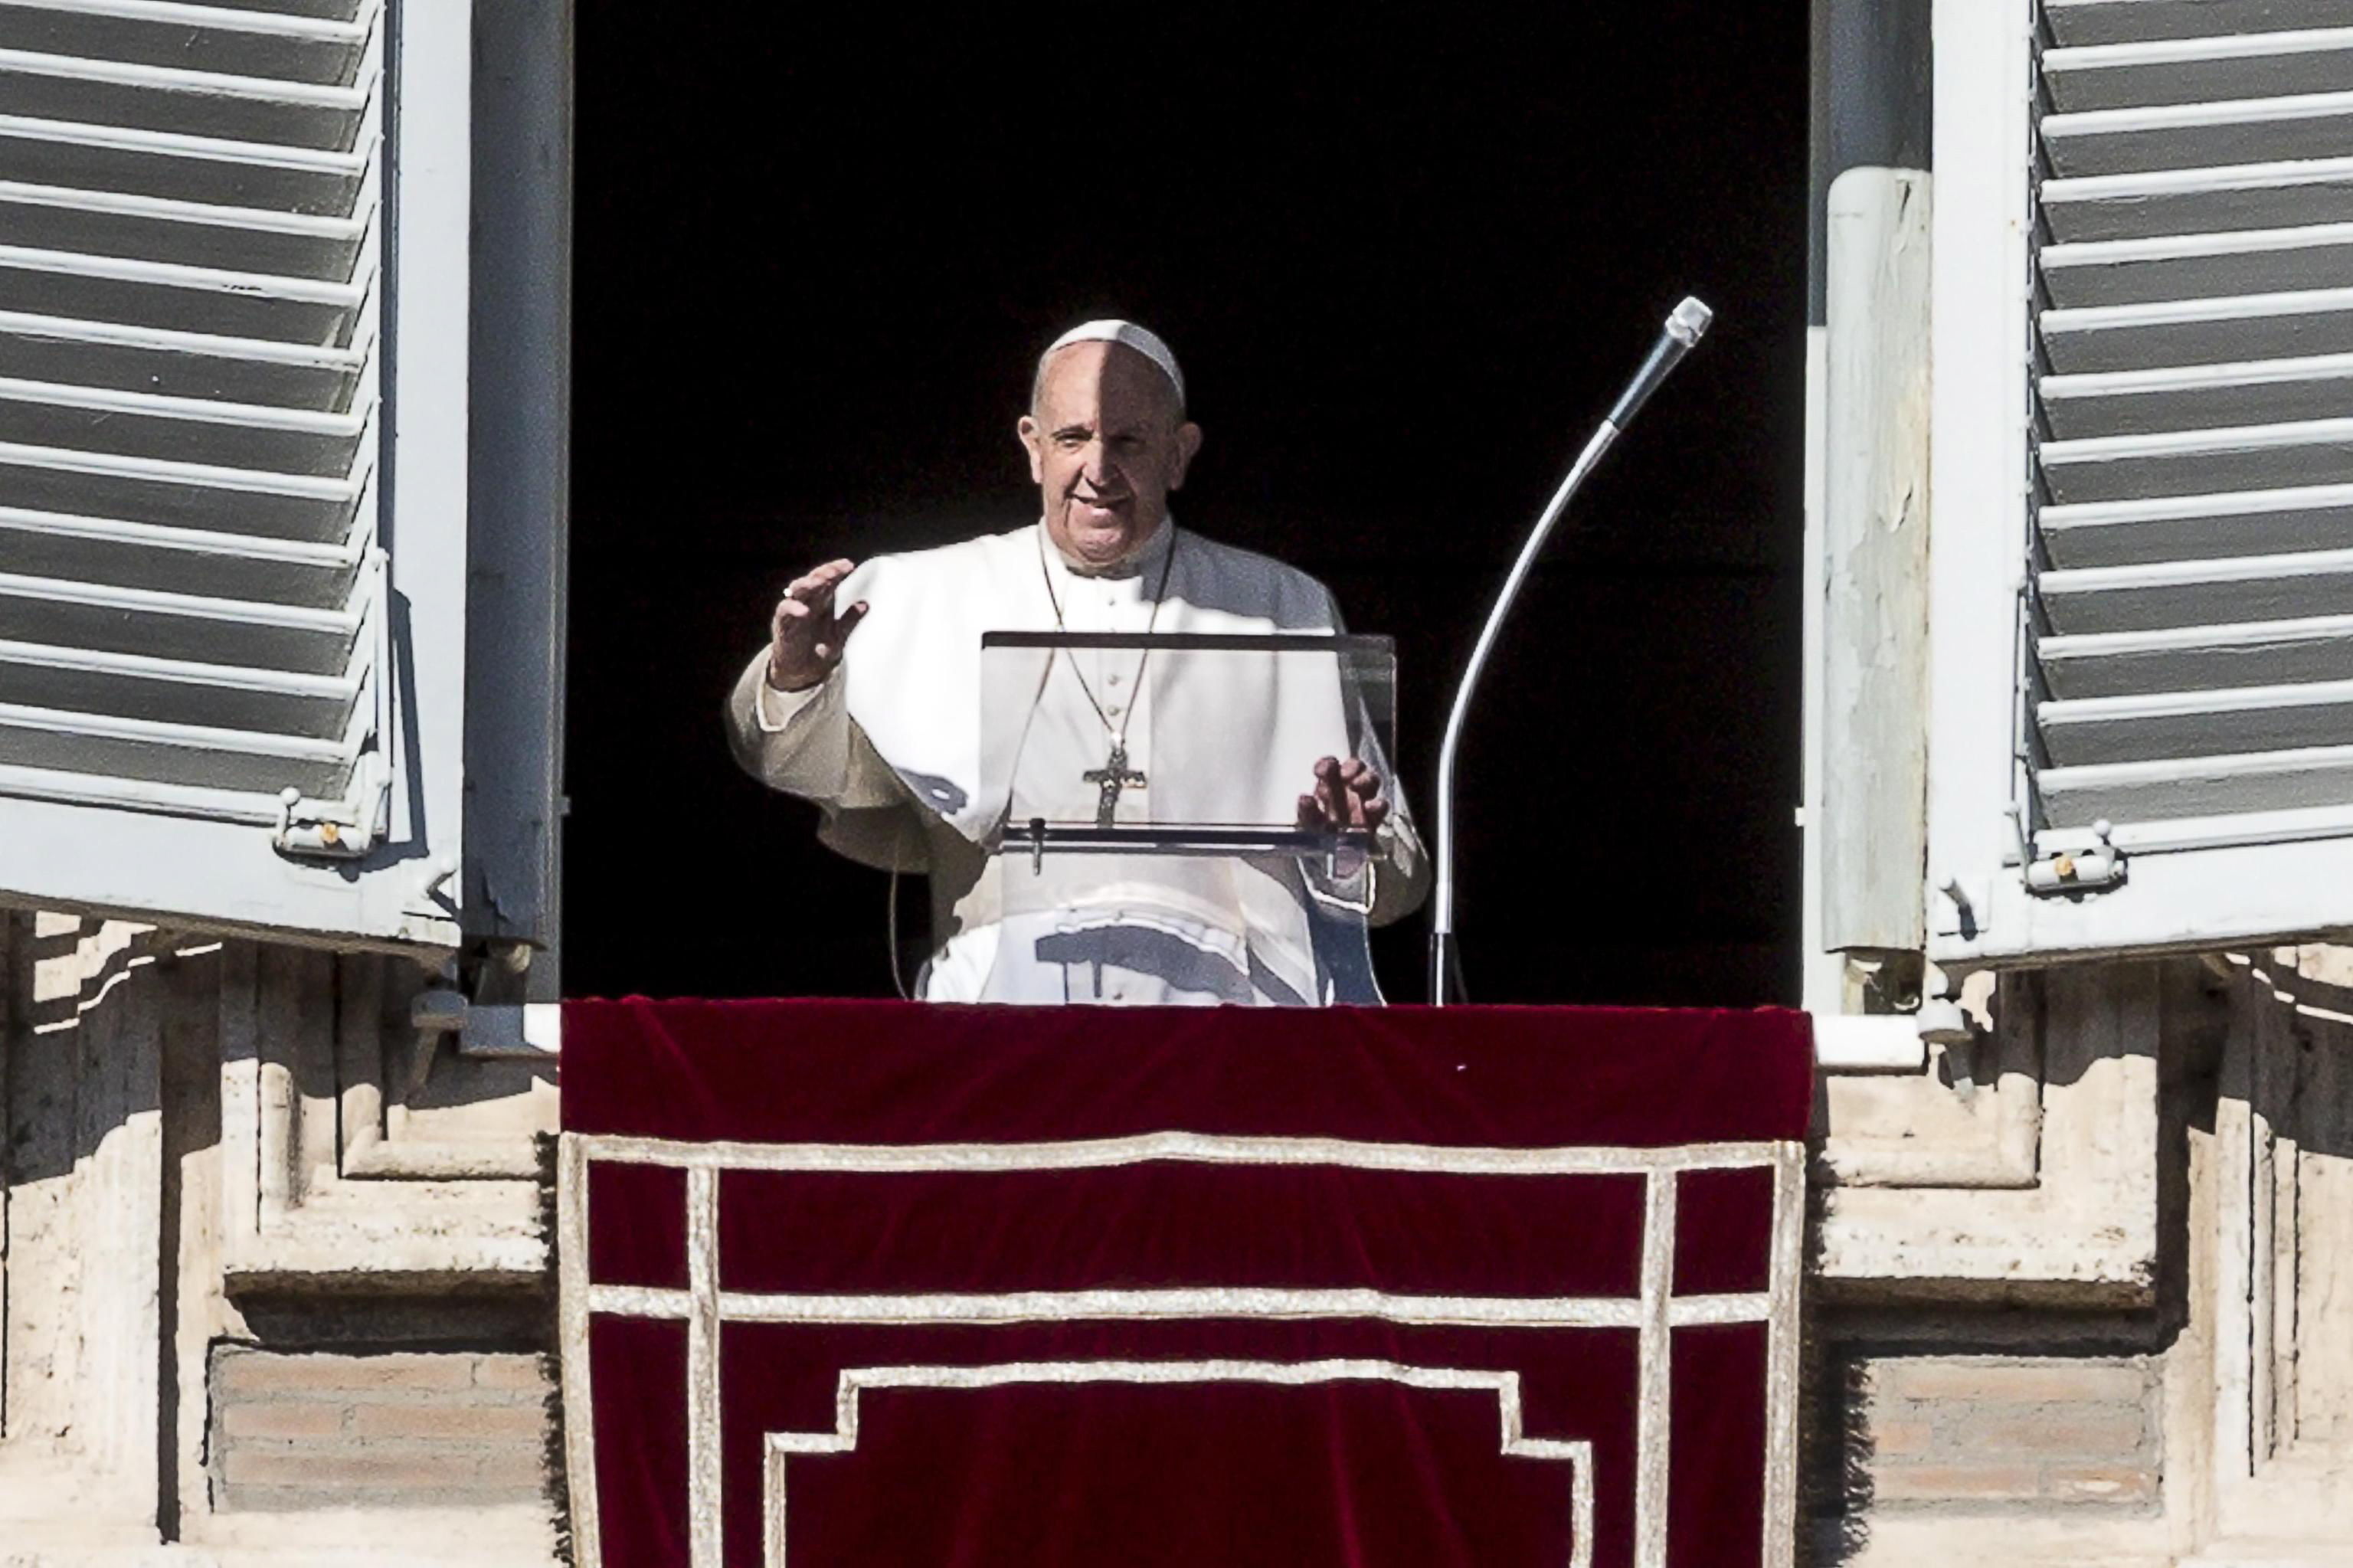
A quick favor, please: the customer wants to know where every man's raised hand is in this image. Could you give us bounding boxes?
[1297,755,1389,834]
[767,559,869,692]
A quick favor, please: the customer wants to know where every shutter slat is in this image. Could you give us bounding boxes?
[0,758,286,822]
[0,504,355,604]
[2040,614,2353,699]
[2040,353,2353,437]
[2046,29,2353,111]
[0,180,368,278]
[2040,677,2353,764]
[2047,1,2353,48]
[2043,224,2353,309]
[2039,743,2353,826]
[169,1,359,21]
[2044,91,2353,177]
[2044,158,2353,242]
[2042,547,2353,633]
[2041,418,2353,502]
[0,374,367,473]
[0,0,380,823]
[0,636,351,735]
[0,45,365,149]
[0,243,365,342]
[0,568,357,673]
[0,110,367,212]
[0,1,370,87]
[2044,483,2353,568]
[2045,287,2353,371]
[0,440,358,538]
[0,309,365,406]
[0,697,352,795]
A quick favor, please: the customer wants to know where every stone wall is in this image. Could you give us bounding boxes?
[210,1350,554,1512]
[1841,1354,2160,1514]
[1808,948,2353,1565]
[0,912,561,1563]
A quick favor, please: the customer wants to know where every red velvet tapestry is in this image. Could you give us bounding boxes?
[558,1001,1813,1568]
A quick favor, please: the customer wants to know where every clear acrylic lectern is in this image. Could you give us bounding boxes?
[977,632,1397,1007]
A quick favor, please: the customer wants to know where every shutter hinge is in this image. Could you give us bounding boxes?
[2008,806,2126,896]
[273,754,389,859]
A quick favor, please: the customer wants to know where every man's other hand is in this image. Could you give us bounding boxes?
[767,559,868,692]
[1297,756,1389,833]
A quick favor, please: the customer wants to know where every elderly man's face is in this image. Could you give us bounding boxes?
[1019,342,1203,569]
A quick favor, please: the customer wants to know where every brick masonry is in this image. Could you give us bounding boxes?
[210,1347,555,1511]
[1844,1355,2160,1514]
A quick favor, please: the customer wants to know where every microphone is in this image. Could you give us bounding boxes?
[1428,296,1716,1005]
[1605,296,1715,432]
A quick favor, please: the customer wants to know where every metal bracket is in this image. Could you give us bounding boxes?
[272,753,390,861]
[273,785,374,859]
[406,991,561,1098]
[2009,806,2126,896]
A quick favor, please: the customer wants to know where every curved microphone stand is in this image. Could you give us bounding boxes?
[1428,297,1714,1005]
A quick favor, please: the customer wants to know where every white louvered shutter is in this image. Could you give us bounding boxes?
[1926,0,2353,963]
[0,0,476,948]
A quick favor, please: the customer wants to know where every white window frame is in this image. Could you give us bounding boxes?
[1926,0,2353,965]
[0,0,476,952]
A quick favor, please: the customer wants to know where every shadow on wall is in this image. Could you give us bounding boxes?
[2227,945,2353,1156]
[4,915,201,1190]
[2,912,552,1194]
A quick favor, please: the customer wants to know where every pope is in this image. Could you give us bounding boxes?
[727,320,1428,1003]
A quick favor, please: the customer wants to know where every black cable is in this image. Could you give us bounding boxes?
[885,867,911,1000]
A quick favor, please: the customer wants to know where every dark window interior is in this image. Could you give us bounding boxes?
[566,11,1808,1005]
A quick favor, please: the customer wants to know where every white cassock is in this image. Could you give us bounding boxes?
[726,519,1429,1004]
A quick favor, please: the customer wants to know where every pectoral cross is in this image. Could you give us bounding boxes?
[1082,742,1147,827]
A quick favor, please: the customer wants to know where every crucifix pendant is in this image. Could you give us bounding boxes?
[1082,742,1147,827]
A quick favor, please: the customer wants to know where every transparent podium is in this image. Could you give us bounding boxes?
[977,632,1397,1007]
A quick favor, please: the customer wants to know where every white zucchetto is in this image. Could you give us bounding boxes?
[1041,319,1186,409]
